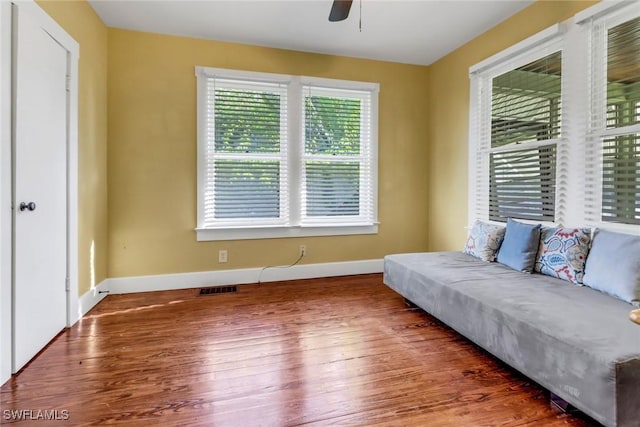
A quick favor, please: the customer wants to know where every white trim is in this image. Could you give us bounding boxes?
[195,69,207,232]
[467,76,480,226]
[0,1,12,387]
[469,23,565,225]
[559,15,589,227]
[583,4,640,230]
[469,24,564,75]
[108,259,384,294]
[288,76,302,227]
[300,76,380,93]
[65,24,79,329]
[195,65,291,85]
[196,66,380,241]
[196,224,378,241]
[78,279,109,318]
[369,88,379,225]
[194,66,380,94]
[574,0,635,24]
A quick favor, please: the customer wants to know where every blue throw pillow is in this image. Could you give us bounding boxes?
[583,229,640,305]
[497,219,541,273]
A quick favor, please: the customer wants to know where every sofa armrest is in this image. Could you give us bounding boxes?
[616,358,640,427]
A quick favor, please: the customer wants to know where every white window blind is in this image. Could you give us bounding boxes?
[470,5,640,232]
[474,47,563,223]
[202,78,288,228]
[588,12,640,226]
[301,86,374,225]
[196,67,379,241]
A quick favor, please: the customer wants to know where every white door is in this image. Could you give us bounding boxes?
[12,4,68,371]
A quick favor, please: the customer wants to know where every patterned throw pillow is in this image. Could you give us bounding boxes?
[535,227,591,284]
[463,220,506,262]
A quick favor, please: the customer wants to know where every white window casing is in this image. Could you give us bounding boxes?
[583,2,640,230]
[468,1,640,235]
[469,28,566,226]
[301,85,374,226]
[195,67,379,241]
[200,78,289,228]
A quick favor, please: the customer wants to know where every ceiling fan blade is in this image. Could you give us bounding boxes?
[329,0,353,22]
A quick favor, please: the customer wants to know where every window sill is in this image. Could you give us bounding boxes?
[195,224,379,241]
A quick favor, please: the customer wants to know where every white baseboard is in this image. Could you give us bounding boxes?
[78,279,109,317]
[107,259,383,295]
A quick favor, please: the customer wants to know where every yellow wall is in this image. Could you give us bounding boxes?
[37,1,108,295]
[38,0,600,284]
[107,29,430,278]
[426,0,598,251]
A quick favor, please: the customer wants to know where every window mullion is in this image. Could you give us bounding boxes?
[288,77,302,227]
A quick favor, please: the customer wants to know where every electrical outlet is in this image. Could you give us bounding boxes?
[218,249,228,263]
[299,245,306,257]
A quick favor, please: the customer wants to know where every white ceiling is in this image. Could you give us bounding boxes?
[89,0,534,66]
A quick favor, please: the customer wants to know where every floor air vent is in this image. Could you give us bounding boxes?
[199,285,237,296]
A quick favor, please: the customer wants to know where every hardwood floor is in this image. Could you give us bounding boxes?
[1,274,597,426]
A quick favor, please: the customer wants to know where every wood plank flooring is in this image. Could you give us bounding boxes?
[1,274,598,426]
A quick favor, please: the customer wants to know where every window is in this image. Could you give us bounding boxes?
[489,51,561,222]
[588,12,640,226]
[302,86,374,225]
[196,67,379,241]
[469,2,640,233]
[470,40,563,224]
[206,80,288,227]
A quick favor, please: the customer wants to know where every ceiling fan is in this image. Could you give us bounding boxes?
[329,0,353,22]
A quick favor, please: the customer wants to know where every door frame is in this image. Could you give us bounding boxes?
[0,0,78,382]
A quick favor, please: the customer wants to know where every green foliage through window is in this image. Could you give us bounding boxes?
[305,96,361,155]
[215,89,281,153]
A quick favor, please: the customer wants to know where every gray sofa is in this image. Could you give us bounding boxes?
[383,251,640,427]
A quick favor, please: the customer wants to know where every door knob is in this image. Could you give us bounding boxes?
[19,202,36,212]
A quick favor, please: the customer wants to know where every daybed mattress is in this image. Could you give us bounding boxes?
[383,251,640,427]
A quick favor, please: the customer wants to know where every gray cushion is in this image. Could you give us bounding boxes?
[583,229,640,305]
[496,219,541,272]
[384,251,640,427]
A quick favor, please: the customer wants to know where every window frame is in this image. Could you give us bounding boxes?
[468,27,566,227]
[300,85,374,226]
[487,49,562,223]
[583,3,640,230]
[468,2,640,235]
[204,78,290,228]
[195,67,379,241]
